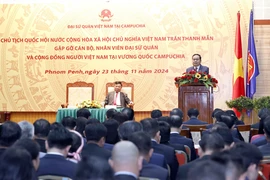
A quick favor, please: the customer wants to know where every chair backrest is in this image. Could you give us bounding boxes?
[184,145,191,161]
[184,125,208,145]
[175,150,188,165]
[106,81,134,102]
[180,129,190,138]
[66,81,94,107]
[237,125,251,142]
[250,128,259,142]
[38,175,71,180]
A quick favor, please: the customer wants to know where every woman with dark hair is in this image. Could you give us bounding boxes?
[251,110,270,143]
[0,147,36,180]
[67,130,84,163]
[75,117,88,137]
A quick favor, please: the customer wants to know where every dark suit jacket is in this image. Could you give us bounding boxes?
[140,160,169,180]
[114,174,137,180]
[149,153,167,169]
[103,142,114,151]
[186,65,209,74]
[37,154,77,178]
[82,143,111,160]
[35,138,46,153]
[151,140,178,180]
[183,117,208,125]
[252,136,267,147]
[177,155,211,180]
[170,133,197,161]
[0,148,6,158]
[105,91,131,107]
[162,142,186,154]
[258,143,270,156]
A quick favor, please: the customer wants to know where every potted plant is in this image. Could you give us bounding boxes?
[225,96,254,119]
[253,96,270,111]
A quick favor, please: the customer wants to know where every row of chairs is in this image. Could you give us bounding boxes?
[65,81,134,108]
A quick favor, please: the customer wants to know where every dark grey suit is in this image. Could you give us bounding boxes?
[105,91,131,107]
[186,65,209,74]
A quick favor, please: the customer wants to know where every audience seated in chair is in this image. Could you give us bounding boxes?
[168,115,197,161]
[258,118,270,156]
[251,111,270,145]
[0,121,21,157]
[105,108,118,120]
[18,120,35,139]
[251,108,270,129]
[141,118,178,180]
[128,131,169,180]
[0,147,36,180]
[206,109,225,129]
[33,119,50,154]
[103,119,120,144]
[74,156,114,180]
[183,108,208,125]
[177,132,225,180]
[109,141,143,180]
[212,127,234,150]
[61,116,76,130]
[81,123,111,160]
[37,126,77,179]
[75,117,88,138]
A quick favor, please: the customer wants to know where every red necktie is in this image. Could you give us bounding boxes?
[113,92,118,105]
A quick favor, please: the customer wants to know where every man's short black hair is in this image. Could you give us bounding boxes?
[77,108,91,119]
[128,131,152,156]
[61,116,76,130]
[118,121,142,140]
[199,132,225,152]
[141,118,159,138]
[75,117,88,137]
[187,108,199,118]
[0,121,21,147]
[86,118,100,125]
[47,126,73,150]
[220,115,235,129]
[192,53,202,60]
[112,112,128,124]
[168,115,183,128]
[114,81,122,86]
[169,108,183,118]
[33,118,50,138]
[158,121,170,143]
[121,108,134,120]
[106,108,117,119]
[84,123,107,142]
[212,127,234,146]
[151,109,162,119]
[13,138,40,160]
[212,108,223,118]
[103,119,119,144]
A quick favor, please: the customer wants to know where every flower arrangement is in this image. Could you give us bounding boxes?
[174,70,218,88]
[77,100,102,109]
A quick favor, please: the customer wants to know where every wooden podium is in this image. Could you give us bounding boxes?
[178,83,213,124]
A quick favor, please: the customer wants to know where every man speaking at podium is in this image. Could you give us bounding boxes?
[186,54,209,74]
[104,81,133,108]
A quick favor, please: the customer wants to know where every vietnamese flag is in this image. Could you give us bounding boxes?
[232,12,245,118]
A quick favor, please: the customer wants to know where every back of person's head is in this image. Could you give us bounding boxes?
[264,117,270,139]
[112,112,129,124]
[157,121,171,143]
[75,117,88,137]
[187,108,199,118]
[211,122,229,130]
[199,132,225,154]
[68,130,84,161]
[86,118,100,125]
[128,131,152,158]
[169,108,183,117]
[220,115,235,129]
[13,138,40,170]
[212,108,223,118]
[151,109,162,118]
[225,110,239,124]
[75,156,114,180]
[0,147,34,180]
[168,115,183,128]
[0,121,21,147]
[258,108,270,119]
[187,160,226,180]
[47,126,73,150]
[18,120,34,139]
[33,118,50,138]
[211,150,245,180]
[214,111,226,122]
[118,121,142,140]
[258,111,270,134]
[157,116,169,123]
[50,122,63,130]
[230,142,262,168]
[109,141,142,174]
[77,108,91,119]
[106,108,117,119]
[103,119,119,144]
[140,118,159,139]
[84,123,107,143]
[212,127,234,147]
[61,116,76,130]
[121,107,134,120]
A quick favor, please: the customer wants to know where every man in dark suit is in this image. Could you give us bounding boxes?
[186,54,209,74]
[81,123,111,160]
[104,81,133,107]
[33,118,50,153]
[37,126,77,179]
[129,131,169,180]
[168,115,197,161]
[177,132,225,180]
[109,141,143,180]
[183,108,208,125]
[141,118,178,180]
[258,118,270,156]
